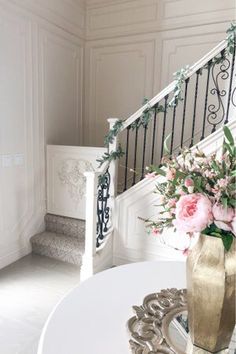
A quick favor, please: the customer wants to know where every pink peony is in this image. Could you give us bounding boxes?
[214,220,232,232]
[184,178,194,187]
[212,203,234,222]
[173,193,213,233]
[212,204,235,232]
[166,168,176,181]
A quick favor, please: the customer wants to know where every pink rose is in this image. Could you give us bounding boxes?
[184,178,194,187]
[212,203,234,222]
[166,168,176,181]
[173,193,213,233]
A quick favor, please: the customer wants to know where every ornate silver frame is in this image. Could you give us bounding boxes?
[127,288,187,354]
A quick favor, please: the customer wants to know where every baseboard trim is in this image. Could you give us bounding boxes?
[0,244,32,270]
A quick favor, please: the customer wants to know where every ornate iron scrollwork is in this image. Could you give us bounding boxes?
[232,86,236,107]
[207,51,230,132]
[96,169,111,247]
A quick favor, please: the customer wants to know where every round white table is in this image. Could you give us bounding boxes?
[38,261,186,354]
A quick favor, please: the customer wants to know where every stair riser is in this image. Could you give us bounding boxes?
[31,243,82,266]
[45,214,85,239]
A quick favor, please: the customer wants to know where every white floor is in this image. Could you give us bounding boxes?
[0,254,81,354]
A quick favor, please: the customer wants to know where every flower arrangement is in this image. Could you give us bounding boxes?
[144,125,236,252]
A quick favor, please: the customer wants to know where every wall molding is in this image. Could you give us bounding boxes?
[85,0,235,40]
[7,0,85,38]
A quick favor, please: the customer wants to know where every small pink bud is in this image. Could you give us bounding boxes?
[168,199,177,208]
[182,248,189,256]
[145,172,157,179]
[166,168,176,181]
[184,178,194,187]
[152,228,160,235]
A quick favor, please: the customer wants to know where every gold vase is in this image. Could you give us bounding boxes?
[187,234,236,352]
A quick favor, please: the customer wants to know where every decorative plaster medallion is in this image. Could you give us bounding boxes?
[58,159,94,204]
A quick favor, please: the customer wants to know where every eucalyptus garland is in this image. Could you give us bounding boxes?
[104,119,124,146]
[226,22,236,54]
[97,144,124,168]
[97,22,236,170]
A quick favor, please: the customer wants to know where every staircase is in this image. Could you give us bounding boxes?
[31,214,85,265]
[30,28,236,277]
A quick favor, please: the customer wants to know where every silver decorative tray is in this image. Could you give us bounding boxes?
[127,288,235,354]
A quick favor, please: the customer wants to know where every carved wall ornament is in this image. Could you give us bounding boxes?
[58,158,94,204]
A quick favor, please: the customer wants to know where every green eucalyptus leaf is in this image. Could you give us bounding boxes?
[223,125,234,146]
[229,199,236,207]
[221,233,233,252]
[222,197,228,208]
[151,166,166,177]
[223,142,233,155]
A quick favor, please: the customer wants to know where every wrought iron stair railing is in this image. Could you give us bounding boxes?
[117,38,236,192]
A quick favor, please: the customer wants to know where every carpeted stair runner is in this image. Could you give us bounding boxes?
[31,214,85,265]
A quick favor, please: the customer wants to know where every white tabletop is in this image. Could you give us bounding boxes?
[38,261,186,354]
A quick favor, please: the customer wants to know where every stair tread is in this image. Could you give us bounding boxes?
[31,232,85,254]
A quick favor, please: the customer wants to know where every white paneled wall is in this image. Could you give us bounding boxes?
[84,0,235,146]
[0,0,235,269]
[0,0,84,269]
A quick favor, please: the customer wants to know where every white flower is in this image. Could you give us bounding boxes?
[187,186,194,193]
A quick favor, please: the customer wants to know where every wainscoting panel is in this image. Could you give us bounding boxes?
[0,8,39,264]
[86,0,234,40]
[0,0,84,269]
[39,28,83,145]
[84,38,155,146]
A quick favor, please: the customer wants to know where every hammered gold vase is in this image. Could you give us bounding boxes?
[187,234,236,352]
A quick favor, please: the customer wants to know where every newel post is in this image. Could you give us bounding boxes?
[80,171,99,280]
[107,118,120,205]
